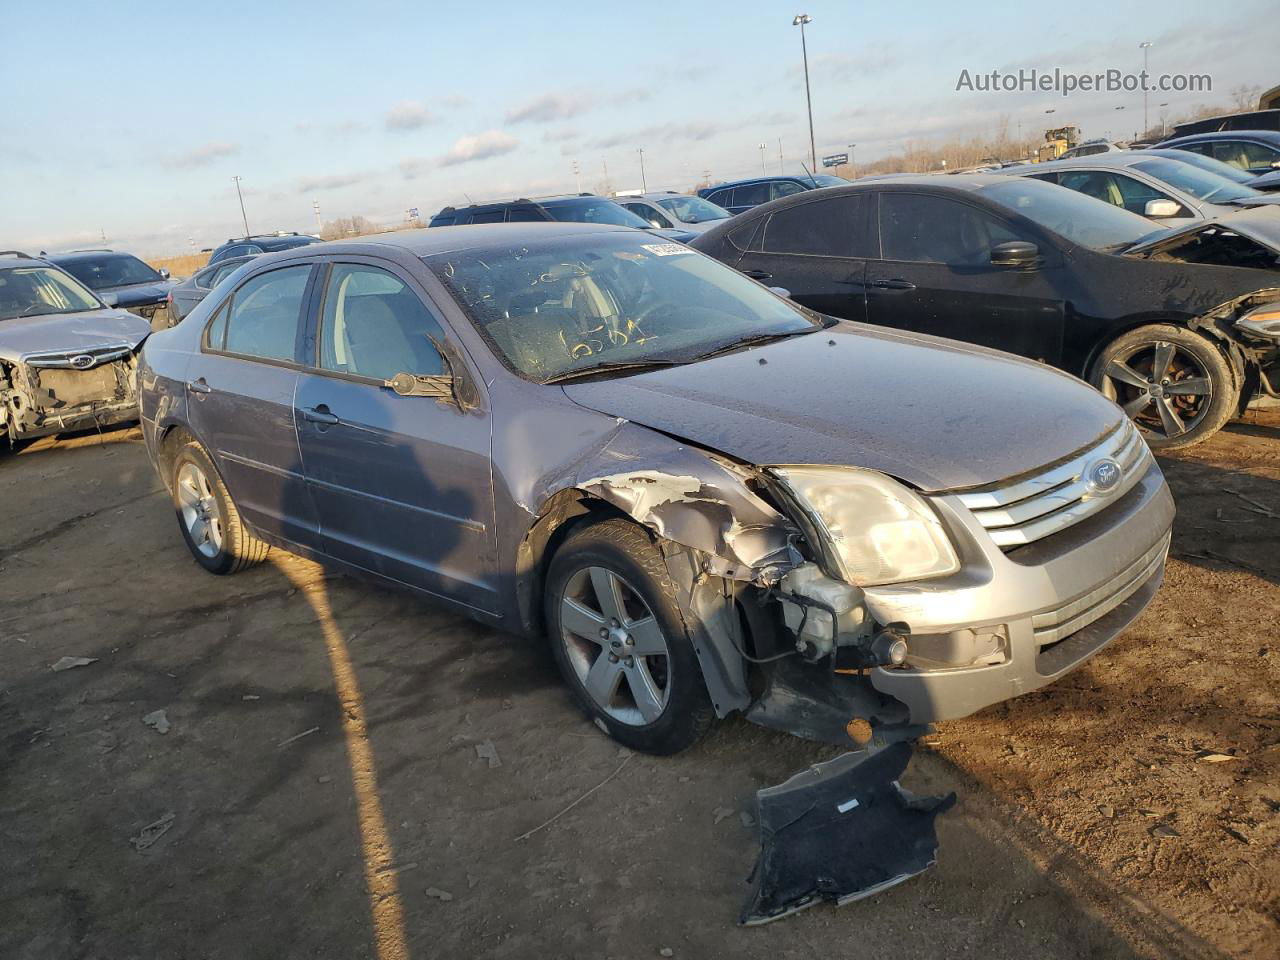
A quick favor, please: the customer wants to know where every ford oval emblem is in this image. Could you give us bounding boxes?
[1086,458,1122,494]
[70,354,96,370]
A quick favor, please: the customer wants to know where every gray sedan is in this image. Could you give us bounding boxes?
[614,192,733,234]
[137,224,1172,754]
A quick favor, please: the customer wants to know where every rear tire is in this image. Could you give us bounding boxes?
[1088,324,1236,450]
[545,519,715,755]
[170,439,269,574]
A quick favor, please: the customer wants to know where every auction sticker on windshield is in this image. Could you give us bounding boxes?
[641,243,695,256]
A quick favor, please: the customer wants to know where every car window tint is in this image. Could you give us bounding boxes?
[1058,171,1122,206]
[733,183,770,207]
[469,210,506,224]
[222,265,310,362]
[624,203,673,228]
[771,181,806,200]
[205,302,229,349]
[506,207,544,222]
[319,265,445,381]
[1179,142,1213,157]
[212,262,244,285]
[706,188,732,207]
[1109,173,1175,214]
[1027,172,1059,184]
[879,193,1021,265]
[1211,140,1279,169]
[194,265,221,290]
[761,196,869,257]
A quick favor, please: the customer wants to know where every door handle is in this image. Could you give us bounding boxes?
[188,378,212,394]
[301,405,340,426]
[742,269,772,280]
[868,278,917,291]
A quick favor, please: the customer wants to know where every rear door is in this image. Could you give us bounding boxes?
[731,193,874,321]
[865,191,1068,364]
[184,262,322,547]
[293,258,498,613]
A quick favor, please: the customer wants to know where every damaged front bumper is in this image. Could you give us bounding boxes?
[2,347,140,442]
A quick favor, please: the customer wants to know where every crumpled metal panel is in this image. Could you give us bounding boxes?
[741,741,955,925]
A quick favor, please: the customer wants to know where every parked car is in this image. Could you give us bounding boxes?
[1168,109,1280,138]
[1154,130,1280,179]
[697,174,846,215]
[46,249,175,326]
[207,232,319,266]
[690,175,1280,448]
[166,255,257,325]
[1007,152,1280,225]
[613,192,732,234]
[1136,147,1280,193]
[138,223,1173,754]
[1056,139,1128,160]
[0,251,151,447]
[428,194,696,243]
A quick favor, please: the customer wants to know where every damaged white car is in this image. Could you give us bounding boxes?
[137,225,1175,753]
[1,251,151,448]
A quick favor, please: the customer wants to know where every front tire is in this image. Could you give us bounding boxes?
[170,439,269,574]
[545,519,715,755]
[1089,324,1237,450]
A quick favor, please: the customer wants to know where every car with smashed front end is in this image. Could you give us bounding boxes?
[137,224,1173,754]
[0,251,152,449]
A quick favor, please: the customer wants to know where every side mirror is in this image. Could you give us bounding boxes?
[1144,198,1181,218]
[159,267,171,279]
[1270,159,1280,170]
[101,292,119,307]
[990,241,1039,269]
[768,286,792,299]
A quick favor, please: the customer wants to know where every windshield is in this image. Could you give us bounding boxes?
[0,265,102,321]
[424,233,820,382]
[544,199,652,228]
[1131,157,1258,204]
[1147,149,1253,185]
[808,174,847,187]
[264,236,319,251]
[57,253,162,289]
[657,195,731,224]
[981,177,1158,251]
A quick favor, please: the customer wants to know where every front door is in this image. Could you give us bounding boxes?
[184,262,321,548]
[293,260,497,613]
[732,192,873,322]
[866,192,1068,364]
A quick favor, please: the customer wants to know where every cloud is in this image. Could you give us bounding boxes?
[386,100,437,131]
[439,130,519,167]
[585,121,727,150]
[542,128,580,143]
[296,172,369,193]
[505,93,591,124]
[788,48,900,87]
[161,141,239,169]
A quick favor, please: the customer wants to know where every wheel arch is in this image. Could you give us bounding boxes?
[1082,313,1245,394]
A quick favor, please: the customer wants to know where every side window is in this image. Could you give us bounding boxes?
[212,262,245,286]
[733,183,770,208]
[194,265,221,290]
[1110,174,1178,215]
[1178,142,1213,157]
[1028,172,1059,184]
[205,302,229,349]
[221,265,311,362]
[625,203,673,228]
[706,188,732,207]
[318,265,445,382]
[506,207,544,222]
[1058,171,1122,207]
[761,196,870,257]
[771,181,807,200]
[1217,140,1280,169]
[1209,141,1254,169]
[471,209,506,224]
[879,194,1022,265]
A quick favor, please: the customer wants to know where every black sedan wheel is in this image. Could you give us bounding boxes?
[1090,324,1237,450]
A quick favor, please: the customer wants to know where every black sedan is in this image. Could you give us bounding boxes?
[47,249,176,327]
[690,175,1280,448]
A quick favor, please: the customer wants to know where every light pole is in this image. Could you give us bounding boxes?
[1139,41,1153,137]
[758,142,767,174]
[792,14,816,172]
[572,160,581,193]
[1159,102,1170,138]
[847,142,857,179]
[231,176,249,238]
[638,148,647,192]
[312,199,322,235]
[777,138,784,173]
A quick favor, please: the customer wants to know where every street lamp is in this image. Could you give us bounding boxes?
[792,14,816,172]
[638,147,647,192]
[231,175,250,238]
[757,142,768,174]
[847,142,857,180]
[1159,102,1170,138]
[1139,41,1153,136]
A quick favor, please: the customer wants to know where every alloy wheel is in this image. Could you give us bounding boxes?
[176,462,223,558]
[558,566,671,727]
[1101,340,1213,442]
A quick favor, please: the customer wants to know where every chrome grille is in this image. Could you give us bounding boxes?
[22,342,133,369]
[954,421,1151,548]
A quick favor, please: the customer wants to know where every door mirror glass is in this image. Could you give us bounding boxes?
[990,240,1039,268]
[1144,198,1181,218]
[159,267,171,279]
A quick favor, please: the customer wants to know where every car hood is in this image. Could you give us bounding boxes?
[1126,205,1280,256]
[0,309,152,361]
[1247,169,1280,191]
[561,322,1123,492]
[101,280,175,305]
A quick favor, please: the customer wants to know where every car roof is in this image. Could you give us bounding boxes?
[1162,130,1280,145]
[704,176,806,190]
[45,249,138,262]
[436,194,605,215]
[287,222,640,258]
[1026,152,1176,171]
[0,251,50,269]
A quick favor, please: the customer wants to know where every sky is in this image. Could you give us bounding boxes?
[1,0,1273,256]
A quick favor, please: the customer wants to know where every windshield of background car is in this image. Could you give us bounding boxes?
[423,233,820,382]
[0,266,102,321]
[59,254,162,289]
[657,195,731,224]
[981,178,1158,250]
[543,199,652,228]
[1132,157,1258,203]
[810,175,847,187]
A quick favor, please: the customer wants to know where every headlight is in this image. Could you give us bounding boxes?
[772,466,960,587]
[1235,302,1280,340]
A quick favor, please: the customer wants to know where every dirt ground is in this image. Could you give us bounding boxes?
[1,413,1276,960]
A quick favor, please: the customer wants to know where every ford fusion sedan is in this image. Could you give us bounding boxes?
[691,175,1280,448]
[47,248,176,326]
[138,224,1172,755]
[0,251,152,447]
